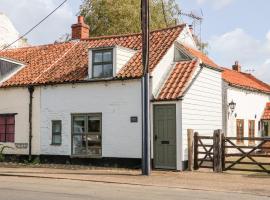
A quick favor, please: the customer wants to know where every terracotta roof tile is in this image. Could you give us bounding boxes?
[156,59,198,101]
[0,25,185,87]
[222,68,270,93]
[180,45,270,93]
[262,102,270,120]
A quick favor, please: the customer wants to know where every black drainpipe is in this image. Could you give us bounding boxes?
[28,86,34,161]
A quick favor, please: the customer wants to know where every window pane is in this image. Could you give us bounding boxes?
[0,134,5,142]
[103,64,113,77]
[93,65,103,78]
[6,134,14,142]
[52,134,61,144]
[0,124,5,134]
[6,116,14,124]
[73,116,85,134]
[52,121,61,133]
[72,135,87,155]
[88,116,101,132]
[6,125,14,134]
[103,51,112,62]
[88,147,101,156]
[0,117,5,125]
[94,52,102,63]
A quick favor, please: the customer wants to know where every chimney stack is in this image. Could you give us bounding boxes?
[71,16,90,40]
[232,61,241,72]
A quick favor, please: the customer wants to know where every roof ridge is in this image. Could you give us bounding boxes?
[83,24,186,41]
[222,67,270,90]
[0,41,74,52]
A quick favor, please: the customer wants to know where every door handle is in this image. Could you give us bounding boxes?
[154,135,158,141]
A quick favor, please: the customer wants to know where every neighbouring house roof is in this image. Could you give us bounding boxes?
[182,45,270,94]
[222,68,270,94]
[0,24,185,88]
[156,59,198,101]
[262,102,270,120]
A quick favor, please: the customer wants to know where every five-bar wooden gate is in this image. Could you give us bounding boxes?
[192,130,270,174]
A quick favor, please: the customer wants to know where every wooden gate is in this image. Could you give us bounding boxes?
[223,137,270,173]
[193,133,214,170]
[191,130,270,174]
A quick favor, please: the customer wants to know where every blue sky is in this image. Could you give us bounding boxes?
[1,0,270,83]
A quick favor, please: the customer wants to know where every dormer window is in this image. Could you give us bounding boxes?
[92,49,113,78]
[0,58,24,82]
[88,46,136,79]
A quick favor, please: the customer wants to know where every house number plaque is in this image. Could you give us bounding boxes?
[15,143,28,149]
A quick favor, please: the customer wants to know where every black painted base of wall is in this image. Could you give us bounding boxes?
[2,155,186,170]
[40,155,143,169]
[2,154,147,169]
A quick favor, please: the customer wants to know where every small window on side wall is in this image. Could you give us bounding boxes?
[0,114,15,143]
[52,120,62,145]
[92,49,113,78]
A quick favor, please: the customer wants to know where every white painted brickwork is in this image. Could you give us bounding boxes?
[40,80,142,158]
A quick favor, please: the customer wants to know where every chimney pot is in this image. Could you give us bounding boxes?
[78,16,84,24]
[71,16,90,40]
[232,60,241,72]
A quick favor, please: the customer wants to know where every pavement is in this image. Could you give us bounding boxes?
[0,175,269,200]
[0,166,269,199]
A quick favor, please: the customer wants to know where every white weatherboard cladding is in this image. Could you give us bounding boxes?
[114,46,136,74]
[181,67,222,160]
[0,87,41,155]
[40,80,142,158]
[226,87,270,139]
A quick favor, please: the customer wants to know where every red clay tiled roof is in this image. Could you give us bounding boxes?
[0,25,185,87]
[222,68,270,93]
[156,59,198,101]
[181,45,219,68]
[262,102,270,120]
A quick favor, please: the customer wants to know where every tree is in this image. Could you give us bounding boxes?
[79,0,180,36]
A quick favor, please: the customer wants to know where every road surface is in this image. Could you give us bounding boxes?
[0,176,268,200]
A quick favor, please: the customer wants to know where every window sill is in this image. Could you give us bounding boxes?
[70,155,102,159]
[88,77,115,81]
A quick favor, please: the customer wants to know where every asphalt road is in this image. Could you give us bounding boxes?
[0,176,268,200]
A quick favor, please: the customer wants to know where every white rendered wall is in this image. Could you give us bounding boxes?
[226,87,270,141]
[0,87,40,155]
[151,44,175,96]
[177,25,197,49]
[40,80,142,158]
[181,67,223,161]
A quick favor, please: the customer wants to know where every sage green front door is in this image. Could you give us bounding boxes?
[154,104,176,169]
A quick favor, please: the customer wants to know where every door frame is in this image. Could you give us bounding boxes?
[153,104,177,169]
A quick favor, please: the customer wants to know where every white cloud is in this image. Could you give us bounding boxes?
[209,28,270,83]
[196,0,234,10]
[0,0,77,45]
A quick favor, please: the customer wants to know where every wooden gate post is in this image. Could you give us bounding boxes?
[187,129,194,171]
[194,132,199,170]
[213,130,223,173]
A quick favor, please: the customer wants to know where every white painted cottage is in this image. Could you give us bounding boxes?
[0,16,223,170]
[222,62,270,145]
